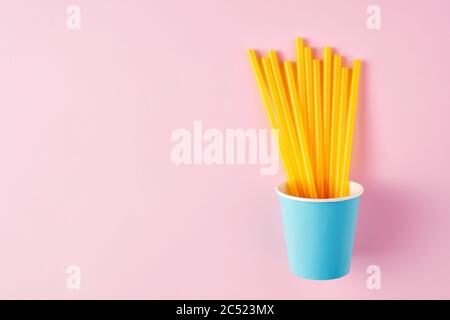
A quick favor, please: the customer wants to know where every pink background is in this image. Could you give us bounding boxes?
[1,0,449,299]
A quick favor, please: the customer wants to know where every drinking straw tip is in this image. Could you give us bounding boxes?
[323,47,332,54]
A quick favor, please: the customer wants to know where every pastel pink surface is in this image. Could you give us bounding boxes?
[0,0,449,299]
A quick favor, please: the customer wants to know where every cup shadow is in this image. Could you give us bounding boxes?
[351,61,422,256]
[352,182,418,257]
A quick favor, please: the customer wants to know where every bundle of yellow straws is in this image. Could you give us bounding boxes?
[248,38,361,199]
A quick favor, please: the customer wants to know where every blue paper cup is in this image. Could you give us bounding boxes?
[276,181,363,280]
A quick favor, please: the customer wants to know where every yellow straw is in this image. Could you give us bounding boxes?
[248,41,361,200]
[267,51,314,197]
[329,55,342,198]
[312,59,325,198]
[295,38,310,145]
[322,47,332,197]
[247,50,278,128]
[303,47,316,179]
[284,60,317,197]
[247,50,301,196]
[341,60,361,196]
[335,67,349,197]
[262,56,305,196]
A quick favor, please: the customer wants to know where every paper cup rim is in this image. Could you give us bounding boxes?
[276,181,364,203]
